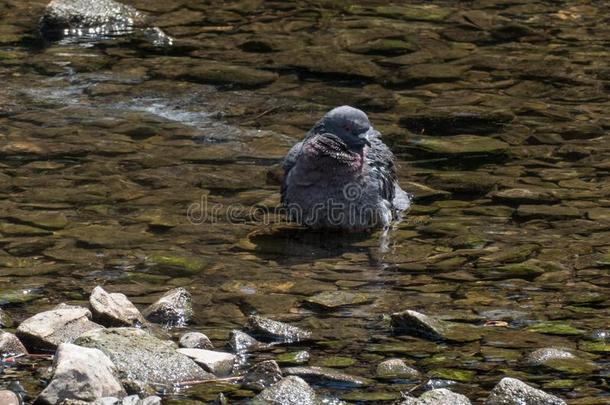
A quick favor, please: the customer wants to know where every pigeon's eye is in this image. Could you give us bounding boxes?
[343,124,352,132]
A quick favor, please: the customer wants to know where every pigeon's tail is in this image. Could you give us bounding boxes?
[392,184,411,211]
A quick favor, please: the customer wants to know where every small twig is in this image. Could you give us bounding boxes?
[240,106,281,125]
[175,376,243,387]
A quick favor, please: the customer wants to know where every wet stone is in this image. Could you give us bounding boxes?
[179,332,214,350]
[409,388,472,405]
[399,107,515,135]
[142,287,193,327]
[16,305,103,352]
[177,348,236,376]
[252,376,319,405]
[229,330,261,353]
[89,286,146,327]
[304,290,373,309]
[0,332,28,357]
[161,62,279,88]
[146,253,208,276]
[243,360,283,391]
[393,64,470,85]
[36,343,126,404]
[282,366,370,388]
[525,348,599,375]
[485,377,566,405]
[0,308,13,327]
[246,315,312,343]
[75,327,213,387]
[429,368,476,383]
[408,135,510,157]
[376,358,420,380]
[516,205,581,220]
[391,310,482,342]
[276,350,310,365]
[490,188,559,204]
[0,391,19,405]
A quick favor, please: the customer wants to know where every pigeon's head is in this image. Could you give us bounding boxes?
[320,106,372,148]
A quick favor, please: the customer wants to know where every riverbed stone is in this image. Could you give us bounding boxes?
[229,330,261,352]
[304,290,373,309]
[246,315,312,343]
[142,287,193,326]
[243,360,283,391]
[0,390,20,405]
[408,135,509,156]
[40,0,144,38]
[283,366,370,387]
[252,376,319,405]
[176,348,236,376]
[415,388,472,405]
[89,286,145,327]
[16,306,103,351]
[391,310,482,342]
[376,358,420,380]
[0,332,28,356]
[36,343,126,405]
[485,377,566,405]
[525,348,599,375]
[179,332,213,350]
[74,328,212,387]
[0,308,13,327]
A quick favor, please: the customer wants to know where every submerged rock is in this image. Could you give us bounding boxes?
[408,135,509,157]
[400,388,472,405]
[525,348,599,375]
[176,348,236,376]
[142,287,193,327]
[75,328,212,387]
[16,306,103,351]
[391,310,481,342]
[90,286,145,327]
[246,315,311,343]
[0,308,13,328]
[283,366,370,387]
[486,377,566,405]
[252,376,319,405]
[243,360,283,391]
[376,358,420,380]
[229,330,262,353]
[179,332,213,350]
[0,332,28,356]
[35,343,125,404]
[39,0,172,45]
[304,290,373,309]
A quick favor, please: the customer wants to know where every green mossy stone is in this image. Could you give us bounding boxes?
[147,253,209,275]
[579,341,610,353]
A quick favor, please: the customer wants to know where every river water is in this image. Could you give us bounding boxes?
[0,0,609,403]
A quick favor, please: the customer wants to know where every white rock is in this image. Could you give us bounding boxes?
[90,286,145,327]
[176,348,235,376]
[486,377,566,405]
[36,343,125,404]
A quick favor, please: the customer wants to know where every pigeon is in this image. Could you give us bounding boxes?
[281,105,410,230]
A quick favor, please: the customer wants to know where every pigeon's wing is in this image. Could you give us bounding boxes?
[366,136,410,211]
[281,140,304,204]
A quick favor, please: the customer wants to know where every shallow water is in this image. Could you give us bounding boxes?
[0,0,609,403]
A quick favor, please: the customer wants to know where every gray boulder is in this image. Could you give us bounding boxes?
[376,358,420,380]
[229,330,261,352]
[418,389,471,405]
[142,288,193,327]
[176,348,235,376]
[179,332,213,350]
[75,328,213,387]
[246,315,311,343]
[39,0,172,45]
[90,286,145,327]
[35,343,125,405]
[486,377,566,405]
[0,332,28,356]
[243,360,283,391]
[252,376,319,405]
[16,305,103,351]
